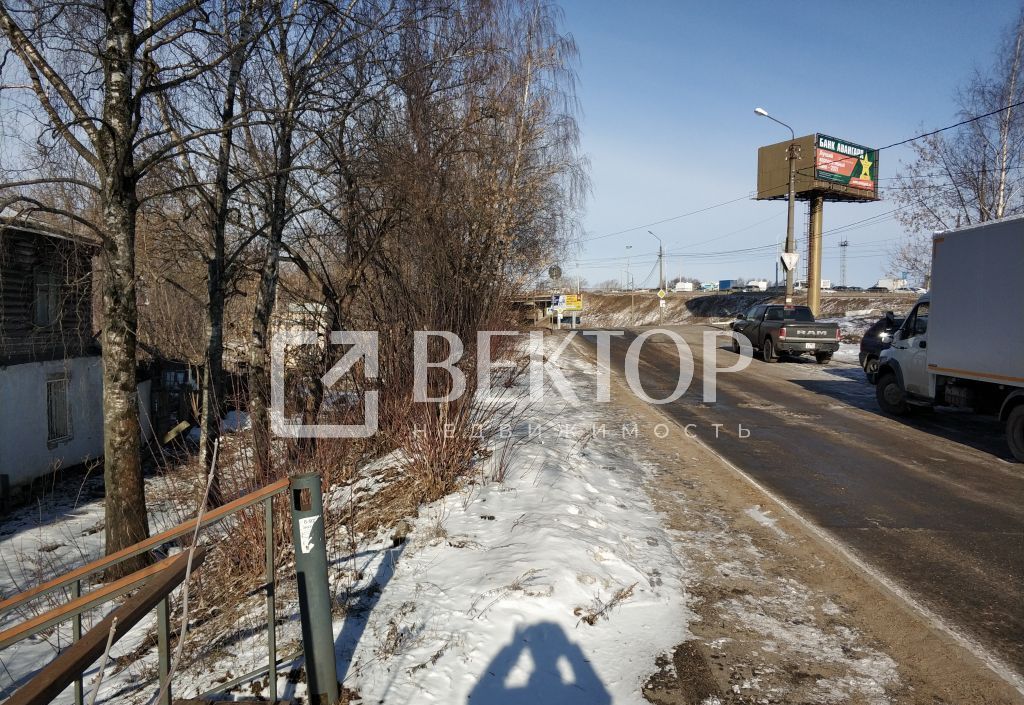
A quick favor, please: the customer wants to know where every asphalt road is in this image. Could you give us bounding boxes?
[583,324,1024,676]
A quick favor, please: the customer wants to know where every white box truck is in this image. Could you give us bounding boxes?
[874,216,1024,461]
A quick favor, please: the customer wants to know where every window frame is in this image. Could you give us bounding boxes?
[33,268,62,328]
[46,374,73,445]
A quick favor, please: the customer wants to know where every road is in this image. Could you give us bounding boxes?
[582,324,1024,677]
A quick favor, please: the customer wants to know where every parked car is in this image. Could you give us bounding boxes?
[847,285,863,291]
[866,286,889,293]
[731,304,840,364]
[859,312,904,380]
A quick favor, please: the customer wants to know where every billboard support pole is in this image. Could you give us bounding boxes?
[808,194,824,317]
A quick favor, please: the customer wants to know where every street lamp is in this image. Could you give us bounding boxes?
[754,106,798,305]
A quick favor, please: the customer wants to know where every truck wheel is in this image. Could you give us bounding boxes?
[762,337,777,363]
[731,334,740,353]
[815,352,832,365]
[864,356,879,377]
[876,372,909,416]
[1008,406,1024,463]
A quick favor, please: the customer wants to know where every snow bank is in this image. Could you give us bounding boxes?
[326,335,693,704]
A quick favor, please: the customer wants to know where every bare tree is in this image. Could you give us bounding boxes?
[151,0,267,504]
[1,0,233,573]
[891,9,1024,281]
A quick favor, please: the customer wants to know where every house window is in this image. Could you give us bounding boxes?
[47,376,72,443]
[34,268,61,326]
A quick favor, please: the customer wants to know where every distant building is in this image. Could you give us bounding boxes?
[0,219,103,495]
[673,281,694,292]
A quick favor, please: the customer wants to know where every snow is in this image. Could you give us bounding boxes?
[832,342,861,365]
[0,339,694,704]
[0,332,902,704]
[319,336,694,704]
[222,410,250,432]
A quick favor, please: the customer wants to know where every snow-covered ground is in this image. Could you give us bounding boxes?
[1,333,908,704]
[0,342,693,705]
[324,348,692,704]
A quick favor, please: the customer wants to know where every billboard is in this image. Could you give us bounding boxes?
[551,293,583,311]
[756,133,879,202]
[814,135,878,193]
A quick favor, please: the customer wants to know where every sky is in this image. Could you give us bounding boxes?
[558,0,1022,289]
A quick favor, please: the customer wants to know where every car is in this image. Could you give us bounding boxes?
[866,286,889,293]
[895,287,917,293]
[847,285,864,291]
[859,312,904,380]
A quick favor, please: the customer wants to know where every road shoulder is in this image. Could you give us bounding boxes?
[572,334,1024,705]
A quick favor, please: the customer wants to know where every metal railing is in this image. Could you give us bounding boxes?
[0,477,290,705]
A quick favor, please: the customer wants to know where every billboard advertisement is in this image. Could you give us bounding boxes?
[551,294,583,311]
[814,135,878,193]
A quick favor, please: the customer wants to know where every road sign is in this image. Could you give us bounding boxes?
[563,294,583,311]
[549,265,562,280]
[780,252,799,271]
[657,289,666,299]
[659,299,666,308]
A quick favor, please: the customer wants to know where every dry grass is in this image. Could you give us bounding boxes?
[574,582,637,626]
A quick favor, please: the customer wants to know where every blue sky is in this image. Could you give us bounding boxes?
[560,1,1021,288]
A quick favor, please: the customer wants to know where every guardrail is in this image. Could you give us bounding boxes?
[0,477,291,705]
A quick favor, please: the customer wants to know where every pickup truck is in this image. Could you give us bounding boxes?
[730,304,840,364]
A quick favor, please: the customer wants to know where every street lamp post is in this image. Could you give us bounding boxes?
[755,107,798,305]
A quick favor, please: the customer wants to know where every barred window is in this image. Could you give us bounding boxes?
[47,377,72,443]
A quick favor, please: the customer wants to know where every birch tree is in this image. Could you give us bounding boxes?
[1,0,232,574]
[891,9,1024,281]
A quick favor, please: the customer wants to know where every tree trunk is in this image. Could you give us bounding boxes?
[249,120,294,479]
[199,263,225,503]
[99,0,150,577]
[199,27,248,504]
[100,185,150,577]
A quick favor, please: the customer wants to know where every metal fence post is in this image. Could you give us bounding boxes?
[289,473,339,705]
[156,597,171,705]
[265,495,277,702]
[71,579,82,705]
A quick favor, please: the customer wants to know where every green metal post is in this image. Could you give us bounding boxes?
[265,496,278,702]
[71,579,82,705]
[156,597,172,705]
[289,473,339,705]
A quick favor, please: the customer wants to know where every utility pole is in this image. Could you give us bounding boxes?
[648,230,664,324]
[755,108,799,305]
[625,245,634,325]
[839,239,849,288]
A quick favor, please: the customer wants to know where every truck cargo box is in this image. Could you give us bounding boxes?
[929,216,1024,387]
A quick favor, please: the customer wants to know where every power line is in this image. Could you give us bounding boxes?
[580,99,1024,245]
